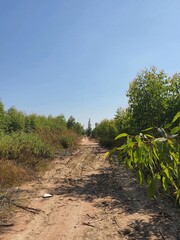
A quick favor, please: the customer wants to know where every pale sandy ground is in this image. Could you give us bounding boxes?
[0,138,180,240]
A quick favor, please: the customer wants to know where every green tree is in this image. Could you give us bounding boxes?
[0,101,5,133]
[95,119,117,147]
[6,107,25,133]
[67,116,76,129]
[86,118,92,136]
[127,67,176,133]
[114,107,132,134]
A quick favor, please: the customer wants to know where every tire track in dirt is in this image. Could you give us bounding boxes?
[1,138,180,240]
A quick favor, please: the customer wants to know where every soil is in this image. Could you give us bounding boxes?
[0,137,180,240]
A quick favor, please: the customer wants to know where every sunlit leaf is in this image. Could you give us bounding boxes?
[157,128,167,138]
[154,137,167,142]
[172,111,180,123]
[162,176,168,191]
[142,127,154,132]
[170,126,180,134]
[115,133,128,140]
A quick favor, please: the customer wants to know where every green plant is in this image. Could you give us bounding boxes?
[109,112,180,204]
[0,132,54,168]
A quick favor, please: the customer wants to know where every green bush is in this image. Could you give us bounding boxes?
[109,112,180,204]
[0,132,54,168]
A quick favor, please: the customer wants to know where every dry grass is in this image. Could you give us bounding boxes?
[0,160,30,188]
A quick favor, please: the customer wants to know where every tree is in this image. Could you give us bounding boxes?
[0,101,5,132]
[95,119,117,147]
[127,67,177,133]
[6,107,25,133]
[67,116,76,129]
[86,118,92,136]
[114,107,132,134]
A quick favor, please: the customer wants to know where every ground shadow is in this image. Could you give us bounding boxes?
[51,164,180,239]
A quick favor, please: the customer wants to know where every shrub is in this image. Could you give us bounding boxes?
[0,160,30,188]
[0,132,54,168]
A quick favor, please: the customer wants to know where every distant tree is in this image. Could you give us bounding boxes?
[67,116,84,135]
[73,122,84,135]
[86,118,92,136]
[6,107,25,133]
[95,119,117,147]
[67,116,76,129]
[0,101,5,132]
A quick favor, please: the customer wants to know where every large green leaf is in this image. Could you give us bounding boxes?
[172,111,180,123]
[162,176,168,191]
[115,133,128,140]
[170,126,180,134]
[142,127,154,132]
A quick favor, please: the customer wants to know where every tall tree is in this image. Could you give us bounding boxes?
[0,101,5,132]
[86,118,92,136]
[127,67,178,133]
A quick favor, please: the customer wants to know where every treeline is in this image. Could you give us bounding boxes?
[93,67,180,147]
[0,103,84,188]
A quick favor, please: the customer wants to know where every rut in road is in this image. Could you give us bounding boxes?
[1,138,180,240]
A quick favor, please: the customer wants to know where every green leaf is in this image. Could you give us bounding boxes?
[152,146,159,160]
[164,168,170,180]
[142,127,154,132]
[172,111,180,123]
[115,133,128,140]
[170,126,180,134]
[162,176,168,191]
[175,189,180,204]
[147,179,156,199]
[138,170,144,184]
[116,144,127,151]
[144,134,155,139]
[104,152,109,158]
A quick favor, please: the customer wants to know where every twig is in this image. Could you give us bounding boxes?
[159,229,166,240]
[12,203,42,214]
[87,213,96,219]
[82,222,95,228]
[114,216,121,228]
[0,223,14,227]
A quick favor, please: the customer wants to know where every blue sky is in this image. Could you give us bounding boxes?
[0,0,180,127]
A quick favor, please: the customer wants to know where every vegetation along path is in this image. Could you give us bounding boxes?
[1,138,180,240]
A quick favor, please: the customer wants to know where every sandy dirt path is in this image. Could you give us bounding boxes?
[0,137,180,240]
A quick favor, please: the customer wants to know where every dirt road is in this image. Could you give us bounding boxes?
[1,138,180,239]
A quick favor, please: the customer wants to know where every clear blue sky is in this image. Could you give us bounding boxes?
[1,0,180,127]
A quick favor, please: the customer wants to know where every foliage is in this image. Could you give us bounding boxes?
[67,115,84,135]
[86,118,92,136]
[0,132,54,168]
[0,101,6,133]
[109,112,180,204]
[5,107,25,133]
[127,67,180,133]
[94,119,118,148]
[59,130,80,149]
[114,107,132,134]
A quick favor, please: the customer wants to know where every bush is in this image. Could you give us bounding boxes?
[93,119,118,148]
[59,130,80,149]
[109,112,180,204]
[0,160,30,188]
[0,132,54,168]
